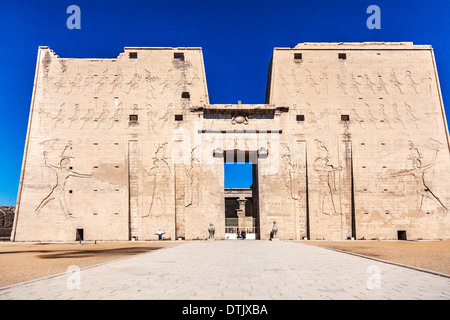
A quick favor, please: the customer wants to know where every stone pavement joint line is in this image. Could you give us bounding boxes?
[0,241,449,300]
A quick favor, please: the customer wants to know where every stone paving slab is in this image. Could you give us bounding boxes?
[0,241,449,300]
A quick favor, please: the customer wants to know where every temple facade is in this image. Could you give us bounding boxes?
[12,42,450,241]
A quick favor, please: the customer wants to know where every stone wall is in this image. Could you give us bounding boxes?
[12,42,450,241]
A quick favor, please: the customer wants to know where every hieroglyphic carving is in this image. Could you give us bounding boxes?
[362,74,376,94]
[392,139,447,214]
[35,140,91,218]
[351,108,365,129]
[144,69,159,99]
[389,69,404,94]
[67,73,83,94]
[305,69,320,94]
[376,72,389,94]
[80,108,95,129]
[313,139,342,215]
[160,68,174,94]
[363,103,379,129]
[67,104,81,128]
[378,103,394,129]
[391,102,406,129]
[404,102,420,129]
[108,104,123,128]
[126,72,141,93]
[52,103,65,128]
[335,74,347,94]
[348,74,362,94]
[110,70,124,93]
[94,104,110,128]
[405,71,420,94]
[96,69,109,93]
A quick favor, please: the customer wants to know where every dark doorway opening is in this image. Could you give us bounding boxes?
[397,230,407,241]
[76,228,84,241]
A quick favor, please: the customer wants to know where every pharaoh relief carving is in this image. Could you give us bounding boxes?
[160,68,174,94]
[280,144,299,200]
[392,139,447,214]
[404,102,421,129]
[313,139,342,216]
[67,73,83,94]
[126,72,141,93]
[110,70,124,93]
[144,69,159,99]
[389,69,404,94]
[67,104,81,128]
[184,147,200,207]
[35,139,91,219]
[95,69,110,94]
[147,103,173,134]
[144,142,172,218]
[108,104,123,128]
[94,103,110,128]
[52,103,65,128]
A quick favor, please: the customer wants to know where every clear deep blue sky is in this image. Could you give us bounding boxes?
[0,0,449,205]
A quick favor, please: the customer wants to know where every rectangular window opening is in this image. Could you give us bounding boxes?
[129,114,138,122]
[181,92,190,99]
[174,53,184,61]
[175,114,183,121]
[296,114,305,122]
[339,53,347,60]
[294,53,302,60]
[129,52,138,59]
[341,115,350,122]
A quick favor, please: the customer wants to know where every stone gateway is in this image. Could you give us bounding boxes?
[11,42,450,241]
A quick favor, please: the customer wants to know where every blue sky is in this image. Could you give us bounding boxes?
[0,0,449,204]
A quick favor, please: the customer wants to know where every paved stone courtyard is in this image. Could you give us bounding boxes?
[0,241,448,300]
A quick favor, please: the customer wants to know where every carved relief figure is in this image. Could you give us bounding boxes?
[145,142,172,218]
[364,103,379,129]
[335,74,347,94]
[109,105,123,128]
[144,69,159,99]
[390,69,404,94]
[405,71,420,94]
[126,72,141,93]
[94,107,110,129]
[110,70,124,93]
[404,102,420,129]
[348,74,362,94]
[376,72,389,94]
[52,103,65,128]
[391,102,406,129]
[305,69,320,94]
[96,69,109,93]
[67,73,83,94]
[67,104,81,128]
[362,74,376,94]
[35,140,91,218]
[392,140,447,214]
[184,147,200,207]
[80,108,95,129]
[313,139,342,215]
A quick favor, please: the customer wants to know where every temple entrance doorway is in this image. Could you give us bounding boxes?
[223,150,260,240]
